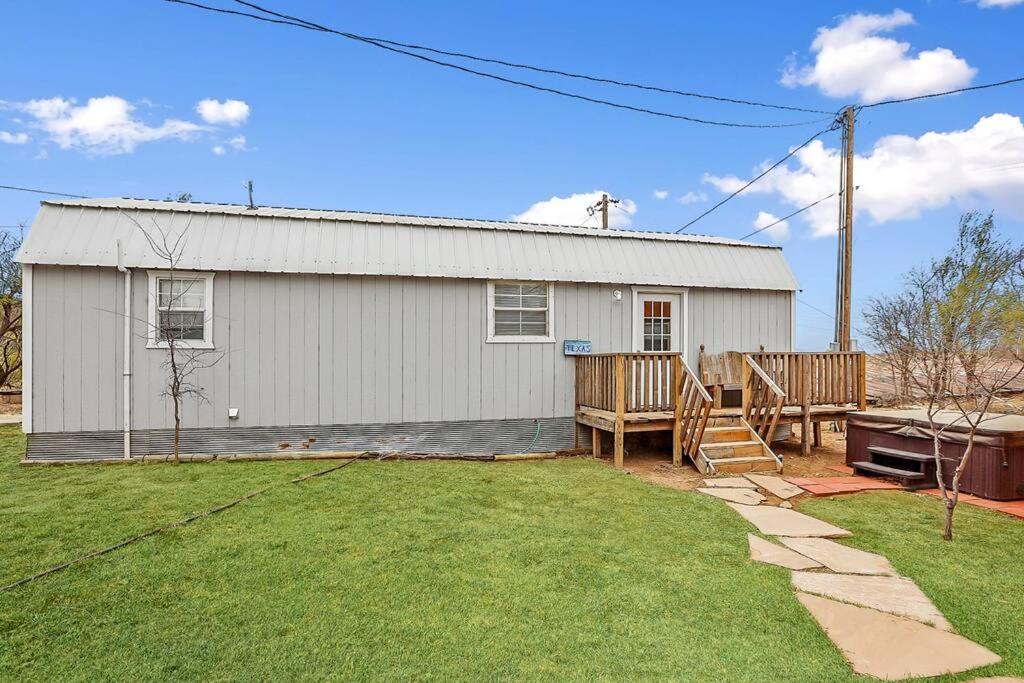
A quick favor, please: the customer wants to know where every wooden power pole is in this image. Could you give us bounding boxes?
[837,106,856,351]
[588,193,620,229]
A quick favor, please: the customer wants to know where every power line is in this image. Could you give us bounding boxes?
[738,191,838,240]
[674,121,841,233]
[0,184,88,199]
[164,0,833,129]
[797,297,836,320]
[860,75,1024,109]
[231,0,831,116]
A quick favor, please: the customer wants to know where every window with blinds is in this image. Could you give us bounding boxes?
[488,282,554,341]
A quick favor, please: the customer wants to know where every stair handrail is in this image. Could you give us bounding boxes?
[673,356,713,467]
[741,354,785,443]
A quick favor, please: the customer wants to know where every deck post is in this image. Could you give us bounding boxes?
[801,356,812,456]
[856,352,867,411]
[614,354,626,468]
[592,427,601,459]
[740,358,752,419]
[671,355,683,467]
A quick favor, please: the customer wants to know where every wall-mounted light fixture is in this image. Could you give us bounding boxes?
[612,289,622,301]
[228,408,240,420]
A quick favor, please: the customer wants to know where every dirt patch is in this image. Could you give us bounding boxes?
[603,426,852,493]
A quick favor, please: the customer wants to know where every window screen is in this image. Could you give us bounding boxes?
[492,282,550,338]
[156,277,207,341]
[642,299,671,351]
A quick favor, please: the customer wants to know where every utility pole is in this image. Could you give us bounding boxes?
[245,180,255,210]
[834,106,856,351]
[841,106,855,351]
[587,193,620,229]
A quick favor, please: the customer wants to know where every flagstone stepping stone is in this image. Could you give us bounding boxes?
[702,477,758,489]
[780,537,895,575]
[726,503,852,538]
[792,571,951,630]
[744,473,804,499]
[748,534,822,570]
[796,592,1000,680]
[698,487,766,505]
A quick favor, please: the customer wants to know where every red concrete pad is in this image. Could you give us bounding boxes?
[802,484,839,496]
[827,464,855,475]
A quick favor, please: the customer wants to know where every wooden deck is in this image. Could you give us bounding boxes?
[574,350,867,470]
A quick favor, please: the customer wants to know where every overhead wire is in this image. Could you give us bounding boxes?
[0,184,88,199]
[737,191,838,240]
[860,75,1024,108]
[163,0,833,129]
[674,119,842,233]
[231,0,831,115]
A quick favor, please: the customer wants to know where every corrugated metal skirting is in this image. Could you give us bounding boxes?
[25,417,577,461]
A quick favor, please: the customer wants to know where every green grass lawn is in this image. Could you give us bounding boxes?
[0,424,1021,681]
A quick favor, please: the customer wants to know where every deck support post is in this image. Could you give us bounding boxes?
[592,427,601,459]
[671,355,683,467]
[813,422,822,448]
[614,355,626,469]
[801,356,813,457]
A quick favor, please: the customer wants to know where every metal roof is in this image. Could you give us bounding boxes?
[18,198,799,291]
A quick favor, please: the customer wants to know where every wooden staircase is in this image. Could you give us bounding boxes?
[693,417,782,475]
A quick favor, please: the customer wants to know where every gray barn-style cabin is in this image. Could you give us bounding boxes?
[18,198,798,462]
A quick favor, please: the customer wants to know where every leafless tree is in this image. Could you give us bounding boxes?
[0,233,23,389]
[122,212,222,463]
[866,212,1023,540]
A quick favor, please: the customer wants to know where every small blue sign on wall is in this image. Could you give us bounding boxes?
[563,339,593,355]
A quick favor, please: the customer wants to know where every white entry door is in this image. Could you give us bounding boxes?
[634,292,682,353]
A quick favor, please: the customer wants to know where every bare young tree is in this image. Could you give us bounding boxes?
[122,212,222,463]
[0,233,23,389]
[866,212,1024,540]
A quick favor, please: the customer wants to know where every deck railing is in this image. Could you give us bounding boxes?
[741,354,785,442]
[675,357,713,466]
[574,353,679,413]
[574,352,711,467]
[748,351,867,410]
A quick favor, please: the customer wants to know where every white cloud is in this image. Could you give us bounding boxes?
[513,190,638,228]
[678,190,707,205]
[752,211,789,241]
[978,0,1023,6]
[0,131,29,144]
[19,96,202,154]
[781,10,976,103]
[653,189,669,200]
[228,135,247,150]
[196,98,250,126]
[703,114,1024,237]
[212,145,226,156]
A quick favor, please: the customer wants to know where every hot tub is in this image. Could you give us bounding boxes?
[847,409,1024,501]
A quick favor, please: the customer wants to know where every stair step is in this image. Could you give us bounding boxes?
[702,427,752,443]
[867,446,933,462]
[851,461,925,479]
[706,454,779,474]
[701,440,764,458]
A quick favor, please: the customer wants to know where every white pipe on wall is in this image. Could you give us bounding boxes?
[116,241,132,459]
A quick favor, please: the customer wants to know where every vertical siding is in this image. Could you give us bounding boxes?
[686,288,793,367]
[29,267,793,432]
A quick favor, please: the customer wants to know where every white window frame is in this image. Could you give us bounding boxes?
[486,281,556,344]
[630,286,688,359]
[147,271,216,349]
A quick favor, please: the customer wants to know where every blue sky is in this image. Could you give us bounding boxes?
[2,1,1022,350]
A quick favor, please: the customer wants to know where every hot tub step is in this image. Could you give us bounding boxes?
[852,461,932,490]
[867,446,933,462]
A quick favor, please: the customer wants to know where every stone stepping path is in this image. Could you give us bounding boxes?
[701,477,758,489]
[748,534,822,570]
[697,487,766,505]
[699,471,1002,679]
[744,473,804,499]
[779,537,895,576]
[796,592,1000,680]
[727,503,852,538]
[792,571,951,630]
